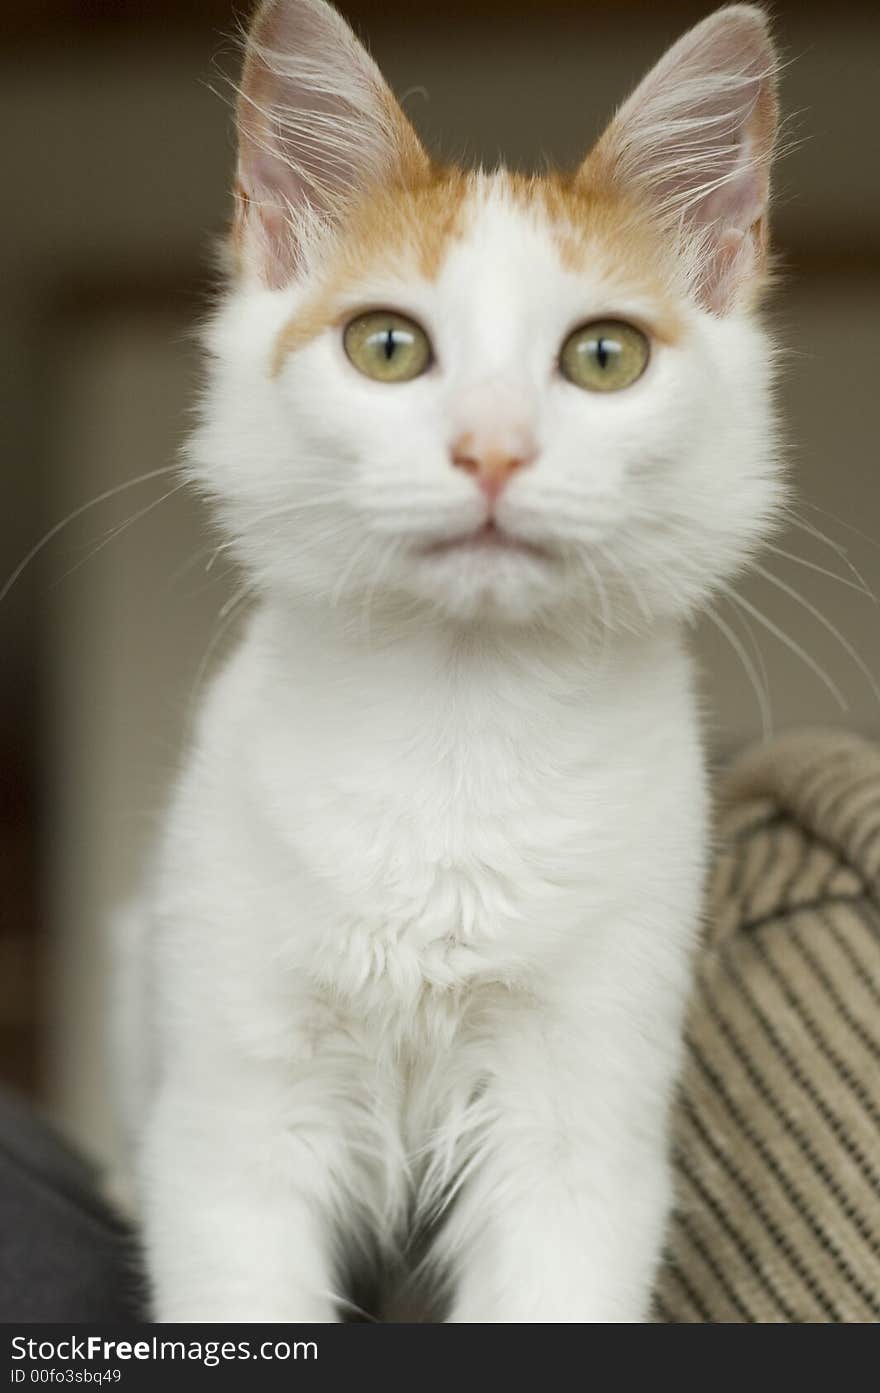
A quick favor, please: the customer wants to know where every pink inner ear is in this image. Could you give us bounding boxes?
[233,0,428,288]
[696,125,772,312]
[587,7,779,314]
[703,152,765,236]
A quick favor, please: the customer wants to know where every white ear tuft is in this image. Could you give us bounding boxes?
[233,0,428,287]
[588,5,779,313]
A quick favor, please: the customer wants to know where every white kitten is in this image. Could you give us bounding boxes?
[117,1,783,1321]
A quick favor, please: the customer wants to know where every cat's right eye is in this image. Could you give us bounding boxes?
[559,320,649,393]
[343,311,433,383]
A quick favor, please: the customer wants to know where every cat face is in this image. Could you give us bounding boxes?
[189,1,784,631]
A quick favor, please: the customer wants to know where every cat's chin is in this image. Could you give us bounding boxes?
[402,536,567,626]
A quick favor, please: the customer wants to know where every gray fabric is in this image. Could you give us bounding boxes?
[0,1087,143,1321]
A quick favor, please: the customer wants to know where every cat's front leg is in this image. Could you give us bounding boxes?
[140,1058,351,1322]
[440,985,685,1323]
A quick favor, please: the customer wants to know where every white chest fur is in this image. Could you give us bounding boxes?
[169,604,707,1026]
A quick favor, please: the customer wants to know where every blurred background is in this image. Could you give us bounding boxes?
[1,0,878,1173]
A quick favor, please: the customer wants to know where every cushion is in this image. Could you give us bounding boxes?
[656,729,880,1322]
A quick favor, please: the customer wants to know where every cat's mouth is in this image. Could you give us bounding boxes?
[420,520,553,562]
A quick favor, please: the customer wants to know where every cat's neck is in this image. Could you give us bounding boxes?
[251,592,681,717]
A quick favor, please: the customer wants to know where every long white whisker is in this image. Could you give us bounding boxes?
[705,601,772,740]
[0,465,179,607]
[763,540,875,601]
[164,544,227,595]
[723,586,847,711]
[752,562,880,704]
[785,510,877,600]
[732,600,771,725]
[48,483,188,588]
[801,500,880,553]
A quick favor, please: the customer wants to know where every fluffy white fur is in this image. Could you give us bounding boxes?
[117,2,784,1321]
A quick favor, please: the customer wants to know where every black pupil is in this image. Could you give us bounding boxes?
[383,329,396,361]
[596,337,609,369]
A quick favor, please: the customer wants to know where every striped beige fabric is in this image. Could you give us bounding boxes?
[655,729,880,1322]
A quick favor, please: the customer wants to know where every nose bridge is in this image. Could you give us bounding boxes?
[451,377,538,462]
[442,207,547,495]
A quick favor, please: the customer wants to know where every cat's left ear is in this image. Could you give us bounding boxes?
[585,5,779,313]
[233,0,429,287]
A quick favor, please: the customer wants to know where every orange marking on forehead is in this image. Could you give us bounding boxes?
[499,169,686,343]
[271,165,473,376]
[270,164,687,376]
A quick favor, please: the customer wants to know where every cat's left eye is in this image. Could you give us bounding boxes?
[560,319,649,392]
[343,311,433,383]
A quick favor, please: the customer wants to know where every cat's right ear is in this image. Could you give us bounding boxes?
[584,5,779,314]
[233,0,429,288]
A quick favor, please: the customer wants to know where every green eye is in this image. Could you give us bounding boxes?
[343,311,432,383]
[560,319,649,392]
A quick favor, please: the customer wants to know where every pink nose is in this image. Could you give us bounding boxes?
[450,431,535,503]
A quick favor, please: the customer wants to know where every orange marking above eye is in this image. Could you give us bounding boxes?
[269,169,685,379]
